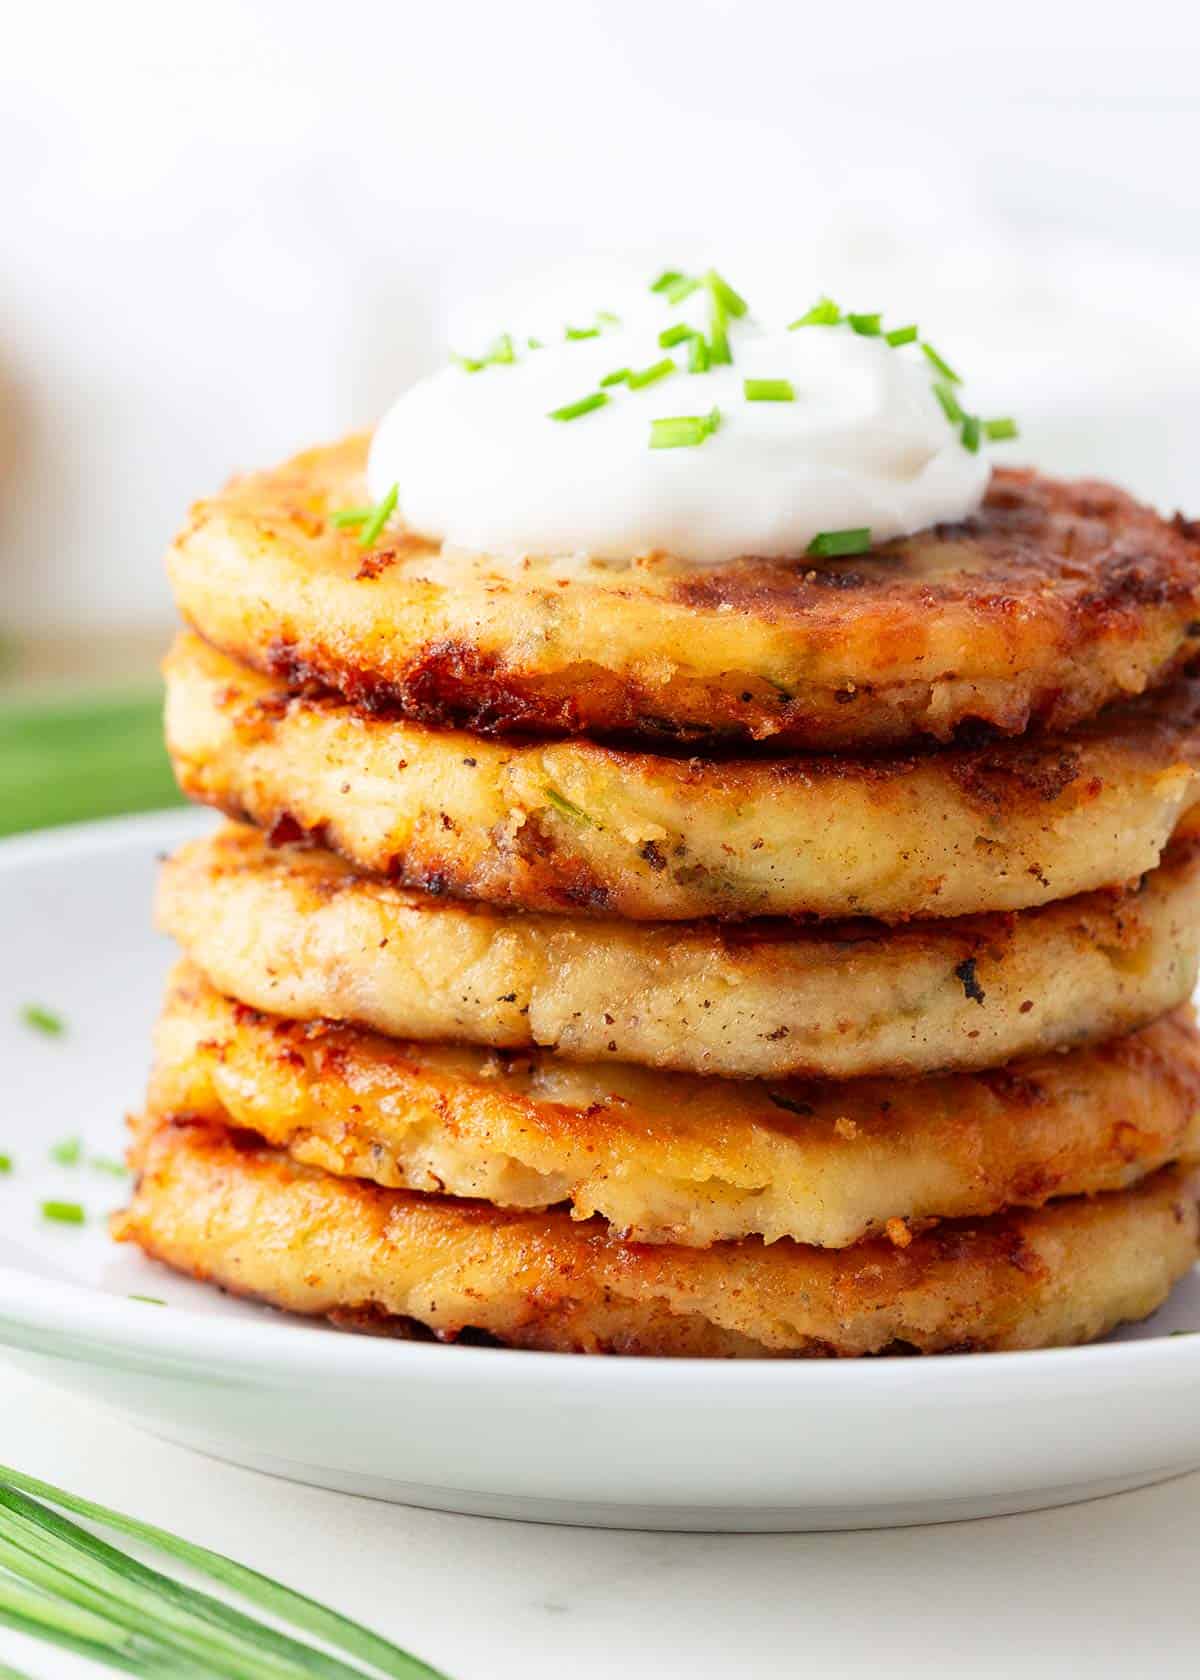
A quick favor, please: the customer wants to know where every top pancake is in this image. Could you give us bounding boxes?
[168,434,1200,750]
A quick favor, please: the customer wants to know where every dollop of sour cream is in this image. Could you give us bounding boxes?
[367,296,991,567]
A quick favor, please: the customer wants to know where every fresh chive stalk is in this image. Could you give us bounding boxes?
[327,506,373,528]
[885,323,918,346]
[743,379,794,402]
[807,528,872,558]
[357,486,398,549]
[846,312,882,336]
[20,1005,64,1038]
[921,342,961,383]
[932,381,964,424]
[0,1156,11,1175]
[983,417,1019,440]
[960,413,981,452]
[41,1201,85,1225]
[789,297,841,328]
[649,408,722,449]
[658,324,694,349]
[543,787,593,824]
[50,1137,82,1167]
[599,368,630,388]
[687,334,710,373]
[627,359,676,390]
[0,1465,445,1679]
[564,326,599,340]
[548,392,608,421]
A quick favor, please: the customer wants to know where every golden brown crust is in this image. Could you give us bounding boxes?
[115,1120,1200,1356]
[166,435,1200,749]
[157,823,1200,1081]
[152,963,1200,1248]
[166,631,1200,922]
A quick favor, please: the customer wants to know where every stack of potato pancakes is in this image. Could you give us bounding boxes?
[116,436,1200,1356]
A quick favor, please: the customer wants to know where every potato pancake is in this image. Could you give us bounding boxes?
[167,436,1200,750]
[157,824,1200,1081]
[166,632,1200,922]
[153,964,1200,1249]
[116,1121,1200,1357]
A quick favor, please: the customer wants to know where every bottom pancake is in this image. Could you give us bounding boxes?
[115,1121,1200,1357]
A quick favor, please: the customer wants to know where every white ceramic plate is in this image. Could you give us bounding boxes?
[1,810,1199,1532]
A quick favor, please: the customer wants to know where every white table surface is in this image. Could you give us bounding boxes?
[1,1364,1196,1680]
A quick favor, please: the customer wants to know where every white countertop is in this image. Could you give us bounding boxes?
[2,1364,1195,1680]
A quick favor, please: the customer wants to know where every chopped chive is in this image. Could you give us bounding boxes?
[595,310,621,327]
[744,378,795,402]
[358,484,398,548]
[885,324,919,346]
[128,1295,166,1306]
[649,408,722,449]
[548,391,608,421]
[983,417,1019,440]
[807,527,872,558]
[487,332,515,365]
[687,333,710,373]
[565,325,600,340]
[328,505,373,528]
[706,270,748,319]
[847,312,882,336]
[650,269,685,294]
[664,276,701,305]
[41,1201,85,1225]
[599,368,631,388]
[543,787,593,824]
[658,323,694,349]
[20,1004,64,1037]
[627,358,676,390]
[90,1155,130,1177]
[961,413,981,453]
[527,337,544,350]
[707,311,731,365]
[921,342,961,383]
[50,1137,81,1167]
[789,297,841,329]
[451,353,485,373]
[0,1156,11,1174]
[932,381,964,424]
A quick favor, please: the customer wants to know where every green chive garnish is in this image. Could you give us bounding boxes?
[961,413,981,453]
[565,326,600,340]
[128,1295,166,1306]
[596,310,621,327]
[983,417,1019,440]
[0,1156,11,1175]
[451,353,485,373]
[358,484,398,549]
[544,787,593,824]
[649,408,722,449]
[328,505,374,528]
[743,378,795,402]
[548,392,608,421]
[627,359,676,390]
[885,324,918,346]
[90,1155,130,1177]
[808,528,872,558]
[932,381,964,424]
[847,312,882,336]
[789,297,841,329]
[50,1137,81,1167]
[658,323,694,349]
[488,332,515,364]
[688,334,710,374]
[20,1004,64,1037]
[921,342,961,383]
[650,269,685,294]
[599,368,631,388]
[650,270,701,305]
[706,270,748,319]
[527,337,544,350]
[41,1201,85,1225]
[708,311,731,366]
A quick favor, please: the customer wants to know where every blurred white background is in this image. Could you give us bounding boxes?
[3,0,1200,667]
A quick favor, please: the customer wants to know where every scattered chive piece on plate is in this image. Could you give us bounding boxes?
[0,1462,448,1680]
[658,323,694,349]
[565,325,600,340]
[960,413,982,453]
[599,368,631,388]
[451,352,485,373]
[932,381,964,424]
[649,408,722,449]
[595,310,621,327]
[41,1201,85,1225]
[0,1156,11,1174]
[128,1295,166,1306]
[921,342,961,383]
[90,1155,130,1177]
[983,416,1019,440]
[706,270,748,319]
[687,334,710,373]
[328,505,374,528]
[744,378,795,402]
[543,787,593,824]
[808,527,872,558]
[847,312,882,336]
[885,323,919,346]
[357,484,398,549]
[707,311,732,366]
[526,337,544,350]
[487,332,515,364]
[789,296,841,328]
[20,1004,64,1037]
[650,268,685,294]
[50,1137,82,1167]
[627,358,676,390]
[548,392,608,421]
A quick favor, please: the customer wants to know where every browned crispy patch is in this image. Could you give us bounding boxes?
[167,436,1200,749]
